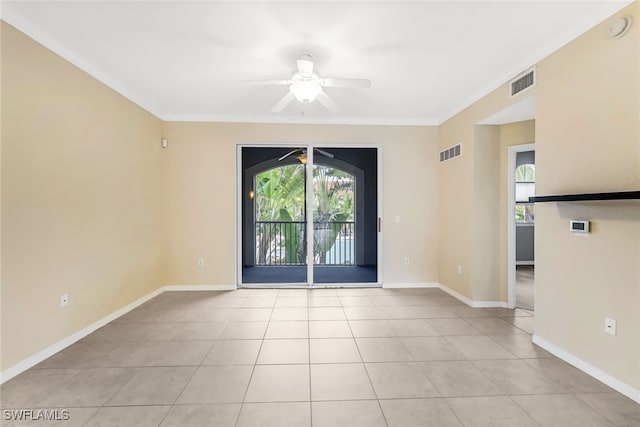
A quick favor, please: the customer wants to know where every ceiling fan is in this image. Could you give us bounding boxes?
[241,54,371,113]
[279,147,334,164]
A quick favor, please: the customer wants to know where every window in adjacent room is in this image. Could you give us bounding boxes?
[515,164,535,224]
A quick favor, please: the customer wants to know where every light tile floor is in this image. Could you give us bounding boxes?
[516,265,535,311]
[2,288,639,426]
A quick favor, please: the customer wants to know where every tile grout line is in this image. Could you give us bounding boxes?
[573,393,625,426]
[156,304,233,427]
[306,289,314,427]
[440,396,468,427]
[396,311,471,426]
[6,289,633,426]
[233,292,278,427]
[505,394,544,426]
[343,298,390,427]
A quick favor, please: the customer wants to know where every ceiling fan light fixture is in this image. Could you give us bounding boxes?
[254,54,369,113]
[289,75,322,103]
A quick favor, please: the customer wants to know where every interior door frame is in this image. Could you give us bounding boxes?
[507,143,535,308]
[236,143,383,288]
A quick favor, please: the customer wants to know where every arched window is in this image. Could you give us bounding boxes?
[252,163,357,265]
[515,164,535,182]
[254,164,306,265]
[515,164,535,224]
[255,164,306,223]
[312,165,355,265]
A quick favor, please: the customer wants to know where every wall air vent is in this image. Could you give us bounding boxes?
[510,68,536,97]
[440,144,462,162]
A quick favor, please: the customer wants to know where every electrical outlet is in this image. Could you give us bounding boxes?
[395,216,401,224]
[403,257,410,265]
[197,258,205,268]
[604,317,616,336]
[457,265,463,275]
[60,294,69,308]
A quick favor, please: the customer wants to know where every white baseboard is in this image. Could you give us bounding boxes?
[164,284,237,291]
[437,283,508,308]
[0,280,511,385]
[383,282,439,289]
[381,282,507,308]
[532,335,640,404]
[0,286,165,384]
[1,284,243,384]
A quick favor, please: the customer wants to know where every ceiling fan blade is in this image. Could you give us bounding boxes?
[320,78,371,89]
[278,148,302,161]
[271,92,295,113]
[240,79,291,85]
[316,92,340,114]
[297,54,314,76]
[314,148,335,159]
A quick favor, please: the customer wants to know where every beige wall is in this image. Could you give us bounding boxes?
[442,119,535,303]
[440,2,639,391]
[534,3,639,389]
[2,1,638,394]
[438,82,536,301]
[1,22,165,370]
[472,125,501,300]
[162,122,439,286]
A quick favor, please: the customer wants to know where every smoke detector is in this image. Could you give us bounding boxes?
[608,15,632,39]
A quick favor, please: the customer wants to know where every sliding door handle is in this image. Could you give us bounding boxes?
[378,217,382,232]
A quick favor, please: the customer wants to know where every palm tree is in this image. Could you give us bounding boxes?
[313,165,354,264]
[255,164,305,264]
[254,163,355,265]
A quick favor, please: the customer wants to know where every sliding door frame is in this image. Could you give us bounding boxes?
[236,143,383,288]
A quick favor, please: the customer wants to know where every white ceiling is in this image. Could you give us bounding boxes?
[2,1,632,125]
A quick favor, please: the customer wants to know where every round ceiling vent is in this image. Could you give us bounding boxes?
[608,15,633,39]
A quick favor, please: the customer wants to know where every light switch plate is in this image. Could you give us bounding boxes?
[604,317,616,336]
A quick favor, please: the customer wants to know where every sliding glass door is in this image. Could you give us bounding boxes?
[241,146,378,286]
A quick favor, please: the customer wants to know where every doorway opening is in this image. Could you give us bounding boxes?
[240,146,379,287]
[508,143,535,310]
